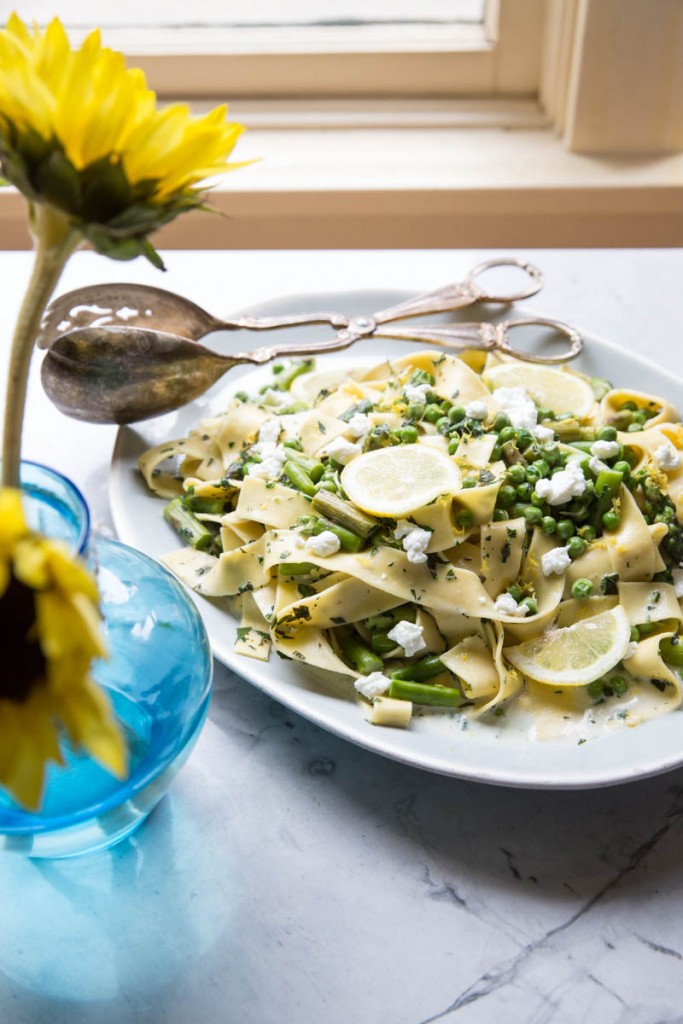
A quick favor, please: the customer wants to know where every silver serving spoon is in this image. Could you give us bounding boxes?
[37,258,544,349]
[41,314,582,425]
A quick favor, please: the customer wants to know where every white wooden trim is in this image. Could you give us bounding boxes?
[563,0,683,154]
[2,122,681,250]
[488,0,546,93]
[139,49,496,99]
[539,0,579,135]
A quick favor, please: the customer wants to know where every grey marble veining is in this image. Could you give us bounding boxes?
[2,248,683,1024]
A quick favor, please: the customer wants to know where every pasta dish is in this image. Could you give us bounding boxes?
[139,348,683,740]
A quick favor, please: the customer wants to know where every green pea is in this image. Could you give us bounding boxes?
[609,676,628,696]
[521,597,538,615]
[397,425,419,444]
[523,506,543,525]
[490,443,502,461]
[556,519,575,540]
[602,510,621,530]
[448,406,466,424]
[541,515,556,534]
[447,438,459,455]
[567,536,587,559]
[530,492,546,508]
[525,465,542,484]
[516,482,533,501]
[509,503,528,519]
[496,485,517,509]
[612,460,631,477]
[462,478,476,489]
[493,412,510,431]
[406,403,426,421]
[578,524,596,541]
[508,584,523,602]
[627,422,642,433]
[621,400,638,411]
[532,459,550,477]
[498,426,516,444]
[542,444,561,466]
[517,429,534,450]
[659,637,683,667]
[436,416,451,434]
[536,408,555,422]
[596,426,618,442]
[632,410,647,424]
[571,578,594,599]
[455,509,475,529]
[506,464,526,485]
[423,403,443,424]
[492,508,509,522]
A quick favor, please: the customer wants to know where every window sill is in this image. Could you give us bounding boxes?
[2,106,682,250]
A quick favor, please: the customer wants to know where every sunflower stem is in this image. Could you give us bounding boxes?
[2,204,80,487]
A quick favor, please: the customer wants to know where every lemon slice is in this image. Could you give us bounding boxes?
[485,363,594,419]
[504,607,631,687]
[341,446,462,517]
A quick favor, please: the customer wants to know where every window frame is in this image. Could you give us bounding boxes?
[49,0,547,99]
[1,0,681,250]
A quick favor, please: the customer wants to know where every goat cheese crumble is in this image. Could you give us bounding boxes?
[387,620,426,657]
[465,400,488,420]
[247,447,288,480]
[354,672,392,699]
[394,520,431,564]
[256,418,281,447]
[534,459,587,505]
[494,593,528,617]
[305,530,341,557]
[491,386,537,431]
[654,443,682,471]
[541,545,572,576]
[591,439,620,460]
[345,412,371,439]
[403,382,431,404]
[323,436,362,465]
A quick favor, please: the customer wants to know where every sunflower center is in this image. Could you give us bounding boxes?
[0,575,46,702]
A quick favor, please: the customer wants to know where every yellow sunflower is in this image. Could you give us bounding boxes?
[0,13,247,265]
[0,488,126,811]
[0,12,250,488]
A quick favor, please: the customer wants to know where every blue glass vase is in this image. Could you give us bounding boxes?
[0,463,213,858]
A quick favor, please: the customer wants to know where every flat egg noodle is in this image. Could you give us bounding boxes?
[480,515,526,597]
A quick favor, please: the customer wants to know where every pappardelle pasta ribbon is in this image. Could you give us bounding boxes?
[139,348,683,739]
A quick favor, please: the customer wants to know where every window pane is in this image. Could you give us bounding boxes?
[30,2,486,31]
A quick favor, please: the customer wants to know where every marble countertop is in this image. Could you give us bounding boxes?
[2,247,683,1024]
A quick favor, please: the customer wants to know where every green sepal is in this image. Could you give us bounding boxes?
[15,126,51,170]
[33,150,81,213]
[81,156,131,222]
[80,227,147,262]
[140,239,166,270]
[0,150,39,201]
